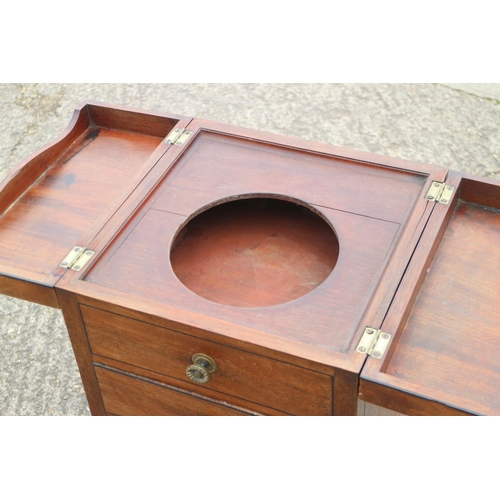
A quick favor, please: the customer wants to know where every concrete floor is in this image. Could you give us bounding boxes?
[0,83,499,415]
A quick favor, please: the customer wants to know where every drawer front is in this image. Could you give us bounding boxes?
[95,366,254,416]
[81,305,333,415]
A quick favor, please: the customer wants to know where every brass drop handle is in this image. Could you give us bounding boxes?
[186,353,218,384]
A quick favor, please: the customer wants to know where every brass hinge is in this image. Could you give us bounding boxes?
[164,128,192,147]
[356,327,392,359]
[59,246,95,271]
[425,182,455,204]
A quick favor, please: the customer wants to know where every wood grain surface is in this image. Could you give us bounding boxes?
[0,102,187,306]
[81,123,430,366]
[82,305,333,415]
[95,366,258,416]
[361,174,500,415]
[54,115,445,415]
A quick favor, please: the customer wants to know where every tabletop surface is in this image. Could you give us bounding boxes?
[1,83,499,415]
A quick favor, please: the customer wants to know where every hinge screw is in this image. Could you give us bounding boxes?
[372,351,381,358]
[381,333,390,340]
[366,329,374,334]
[427,195,434,200]
[433,182,440,187]
[358,346,366,353]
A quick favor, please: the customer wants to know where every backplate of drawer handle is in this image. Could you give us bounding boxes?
[186,353,218,384]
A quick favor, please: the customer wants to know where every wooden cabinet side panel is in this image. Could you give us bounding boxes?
[359,379,470,416]
[56,288,106,415]
[0,275,59,308]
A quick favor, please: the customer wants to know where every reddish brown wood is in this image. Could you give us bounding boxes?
[92,353,289,415]
[0,102,90,216]
[56,288,106,415]
[53,114,446,415]
[333,369,359,415]
[0,275,59,309]
[0,102,188,306]
[83,194,400,368]
[81,305,333,415]
[374,195,458,370]
[85,101,184,138]
[95,366,257,416]
[459,173,500,208]
[1,103,459,416]
[151,128,426,224]
[359,380,469,416]
[61,121,445,378]
[78,123,436,377]
[361,173,500,416]
[76,293,338,376]
[170,198,339,307]
[0,128,159,289]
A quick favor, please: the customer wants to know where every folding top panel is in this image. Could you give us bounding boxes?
[0,102,190,307]
[62,118,446,371]
[2,104,462,415]
[360,173,500,415]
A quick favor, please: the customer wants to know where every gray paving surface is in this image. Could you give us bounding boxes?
[1,83,499,415]
[444,83,500,102]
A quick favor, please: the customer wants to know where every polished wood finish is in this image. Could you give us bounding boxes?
[0,102,90,217]
[79,121,438,376]
[170,198,340,307]
[333,369,359,416]
[92,353,288,415]
[56,288,107,415]
[56,115,447,415]
[4,103,481,416]
[81,305,333,415]
[0,102,188,307]
[0,274,59,308]
[359,380,468,416]
[361,173,500,416]
[95,366,258,416]
[148,128,426,223]
[58,118,443,415]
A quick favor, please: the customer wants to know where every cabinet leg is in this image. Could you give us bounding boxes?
[333,369,359,416]
[56,289,107,416]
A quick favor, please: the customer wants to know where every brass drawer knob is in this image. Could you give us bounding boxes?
[186,353,217,384]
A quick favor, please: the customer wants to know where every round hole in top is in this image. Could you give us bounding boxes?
[170,197,340,307]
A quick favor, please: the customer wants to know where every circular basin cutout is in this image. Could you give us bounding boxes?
[170,197,339,307]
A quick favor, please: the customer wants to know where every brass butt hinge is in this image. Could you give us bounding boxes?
[425,182,455,204]
[164,128,192,147]
[356,327,392,359]
[59,246,95,271]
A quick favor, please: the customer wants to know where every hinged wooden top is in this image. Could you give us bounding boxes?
[0,101,191,307]
[360,173,500,415]
[55,115,447,372]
